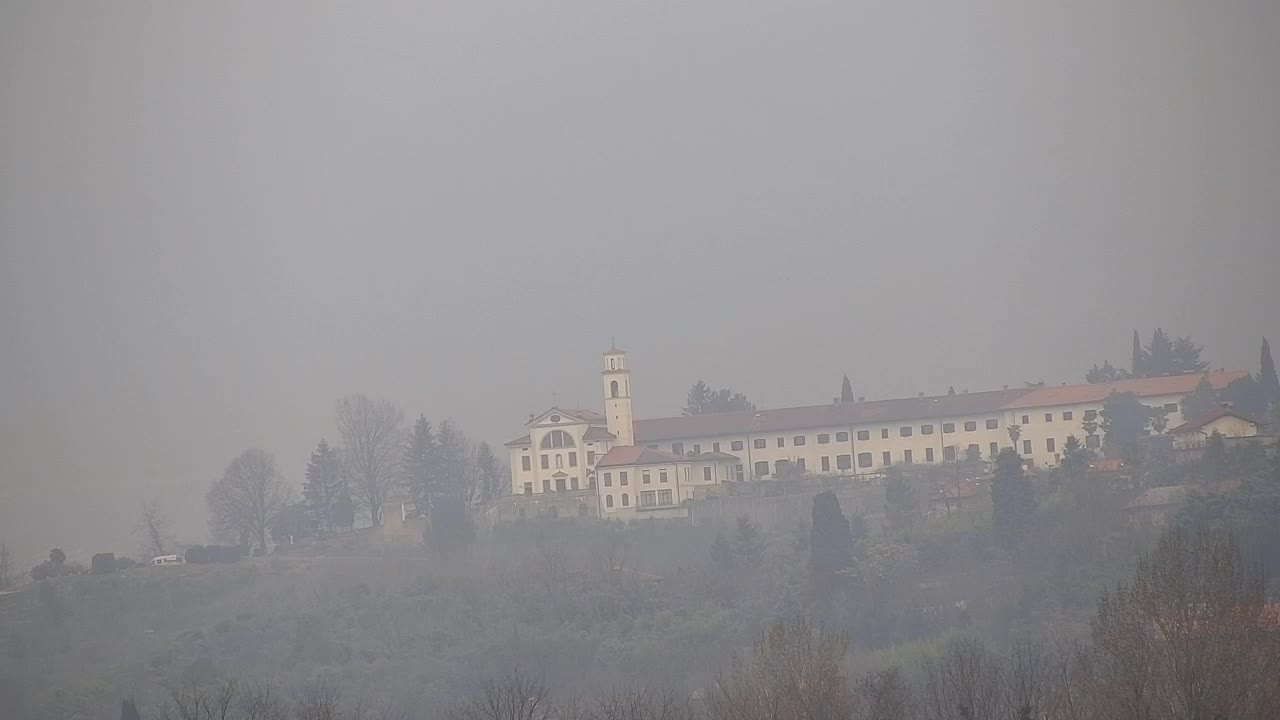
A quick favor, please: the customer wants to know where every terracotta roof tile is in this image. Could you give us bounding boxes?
[504,434,531,448]
[1000,370,1247,410]
[583,426,617,442]
[596,446,688,468]
[1169,406,1262,434]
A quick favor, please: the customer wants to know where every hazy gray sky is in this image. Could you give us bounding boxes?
[2,1,1278,564]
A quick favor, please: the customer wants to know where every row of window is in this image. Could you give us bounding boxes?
[667,420,1008,456]
[523,450,597,472]
[602,488,674,509]
[522,476,584,494]
[1019,411,1082,424]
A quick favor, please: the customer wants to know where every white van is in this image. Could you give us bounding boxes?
[152,555,184,566]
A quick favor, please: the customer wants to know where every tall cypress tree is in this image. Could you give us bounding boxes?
[1180,374,1219,423]
[1131,330,1148,377]
[1260,338,1280,408]
[840,375,855,403]
[810,491,852,576]
[1147,328,1175,376]
[472,441,505,504]
[992,448,1034,544]
[302,438,343,536]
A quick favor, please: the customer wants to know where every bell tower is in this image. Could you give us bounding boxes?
[602,346,634,446]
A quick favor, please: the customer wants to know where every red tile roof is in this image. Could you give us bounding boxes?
[583,426,617,442]
[504,434,531,448]
[1169,406,1263,434]
[1000,371,1247,410]
[633,388,1031,443]
[596,446,688,468]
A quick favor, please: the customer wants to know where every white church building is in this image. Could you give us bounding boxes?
[505,347,1248,520]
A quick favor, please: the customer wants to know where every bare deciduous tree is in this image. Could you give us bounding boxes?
[707,618,853,720]
[921,636,1002,720]
[854,668,916,720]
[336,395,403,526]
[135,498,173,560]
[447,671,555,720]
[206,448,291,552]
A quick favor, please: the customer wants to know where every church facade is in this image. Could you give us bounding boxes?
[505,348,1247,519]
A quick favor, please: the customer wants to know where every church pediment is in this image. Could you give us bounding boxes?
[527,406,605,428]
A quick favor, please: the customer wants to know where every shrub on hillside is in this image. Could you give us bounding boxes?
[90,553,116,574]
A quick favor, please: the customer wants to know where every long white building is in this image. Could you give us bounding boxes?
[504,348,1247,520]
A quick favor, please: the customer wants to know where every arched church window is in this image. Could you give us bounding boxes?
[541,430,574,449]
[610,358,616,370]
[610,380,620,398]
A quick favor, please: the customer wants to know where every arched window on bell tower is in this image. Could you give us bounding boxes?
[610,380,620,398]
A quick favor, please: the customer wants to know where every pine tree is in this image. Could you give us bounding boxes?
[120,698,141,720]
[992,448,1033,544]
[809,491,852,576]
[1220,375,1268,419]
[1061,435,1092,478]
[1260,338,1280,409]
[402,415,438,513]
[1131,329,1148,378]
[303,438,344,536]
[840,375,855,403]
[1101,392,1153,456]
[733,514,763,562]
[473,441,505,505]
[1170,336,1208,374]
[948,386,957,396]
[1146,328,1174,376]
[710,530,734,569]
[1181,374,1219,423]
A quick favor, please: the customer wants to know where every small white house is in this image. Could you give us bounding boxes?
[151,554,184,566]
[1169,406,1265,451]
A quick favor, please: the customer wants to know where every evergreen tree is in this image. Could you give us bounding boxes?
[884,467,917,531]
[1170,336,1208,374]
[992,448,1034,543]
[473,441,505,505]
[1131,329,1148,377]
[710,530,734,569]
[1086,360,1129,384]
[333,492,356,533]
[733,514,763,562]
[1180,375,1219,423]
[302,438,343,536]
[401,415,438,513]
[809,491,852,576]
[1260,338,1280,409]
[948,386,957,396]
[683,380,755,415]
[1220,375,1268,420]
[1146,328,1175,376]
[424,494,475,550]
[1061,435,1092,478]
[120,698,141,720]
[840,375,855,403]
[435,419,471,499]
[1101,392,1155,456]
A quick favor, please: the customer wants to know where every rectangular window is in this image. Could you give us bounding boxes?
[619,472,628,486]
[712,442,720,452]
[1164,403,1178,412]
[968,443,980,456]
[692,444,701,455]
[965,421,977,432]
[857,430,870,441]
[775,459,791,475]
[856,453,871,468]
[542,479,551,493]
[1046,438,1056,453]
[754,438,767,449]
[944,446,956,461]
[642,471,651,484]
[943,423,956,433]
[657,489,672,506]
[660,470,668,483]
[837,431,850,442]
[986,419,999,429]
[569,452,577,467]
[903,449,913,464]
[900,426,913,437]
[776,437,785,448]
[881,428,890,439]
[734,464,744,481]
[1022,415,1030,425]
[922,424,934,435]
[587,450,595,465]
[570,477,579,490]
[732,440,744,451]
[925,447,934,462]
[604,472,613,487]
[541,455,550,469]
[821,456,831,472]
[793,435,806,446]
[796,458,806,471]
[605,495,614,508]
[523,482,533,495]
[1044,413,1053,423]
[882,451,891,466]
[685,466,692,483]
[754,461,769,477]
[621,493,629,507]
[1023,439,1032,454]
[1086,434,1100,449]
[1062,411,1073,421]
[640,490,656,507]
[703,466,712,481]
[817,433,830,444]
[990,441,999,456]
[837,454,852,470]
[671,443,684,456]
[522,456,531,471]
[1084,409,1097,421]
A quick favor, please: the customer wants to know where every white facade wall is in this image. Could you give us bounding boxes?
[509,418,616,496]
